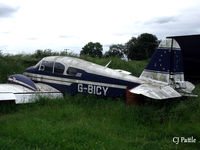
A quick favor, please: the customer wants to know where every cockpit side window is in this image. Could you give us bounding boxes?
[39,61,54,73]
[66,67,78,76]
[54,62,65,74]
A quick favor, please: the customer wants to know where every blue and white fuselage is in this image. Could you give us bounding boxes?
[24,56,142,98]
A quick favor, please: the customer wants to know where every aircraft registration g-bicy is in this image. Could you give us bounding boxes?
[0,38,197,104]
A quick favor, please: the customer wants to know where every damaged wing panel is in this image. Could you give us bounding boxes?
[129,84,181,99]
[0,81,63,104]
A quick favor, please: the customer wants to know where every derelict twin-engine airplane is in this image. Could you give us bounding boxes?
[0,38,197,104]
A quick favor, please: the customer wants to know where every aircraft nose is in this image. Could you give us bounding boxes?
[24,66,35,73]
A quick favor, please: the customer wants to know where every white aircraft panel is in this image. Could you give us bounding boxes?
[129,84,181,99]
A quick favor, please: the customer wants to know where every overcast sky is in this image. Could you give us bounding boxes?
[0,0,200,54]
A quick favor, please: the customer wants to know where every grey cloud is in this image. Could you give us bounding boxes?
[154,16,177,24]
[1,31,10,34]
[144,6,200,38]
[157,13,200,37]
[146,16,177,25]
[130,9,200,39]
[0,3,19,18]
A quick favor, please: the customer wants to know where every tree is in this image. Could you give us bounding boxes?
[125,37,137,60]
[104,44,125,58]
[33,49,58,58]
[59,49,68,56]
[126,33,158,60]
[80,42,103,58]
[0,50,3,57]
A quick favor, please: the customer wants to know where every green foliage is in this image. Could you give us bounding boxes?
[32,49,71,60]
[80,42,103,58]
[103,33,159,60]
[33,49,59,59]
[59,49,68,56]
[0,55,38,83]
[104,44,126,58]
[126,33,159,60]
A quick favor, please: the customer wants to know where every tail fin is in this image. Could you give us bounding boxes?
[139,38,195,96]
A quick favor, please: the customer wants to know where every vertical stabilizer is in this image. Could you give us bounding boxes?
[140,38,184,83]
[139,38,195,96]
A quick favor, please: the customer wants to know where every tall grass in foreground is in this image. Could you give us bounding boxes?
[0,89,200,150]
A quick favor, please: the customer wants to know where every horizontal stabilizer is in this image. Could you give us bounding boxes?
[129,84,181,99]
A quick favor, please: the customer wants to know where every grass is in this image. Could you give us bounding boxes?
[0,94,200,150]
[0,54,200,150]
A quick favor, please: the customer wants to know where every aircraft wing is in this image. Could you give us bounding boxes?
[0,83,63,104]
[129,84,181,99]
[0,74,63,104]
[0,92,16,101]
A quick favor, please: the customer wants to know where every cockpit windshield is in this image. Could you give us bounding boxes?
[32,60,41,70]
[35,59,65,74]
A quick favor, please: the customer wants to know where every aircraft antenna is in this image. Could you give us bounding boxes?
[105,60,112,68]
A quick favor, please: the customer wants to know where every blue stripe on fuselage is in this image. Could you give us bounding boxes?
[25,67,139,97]
[25,67,139,87]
